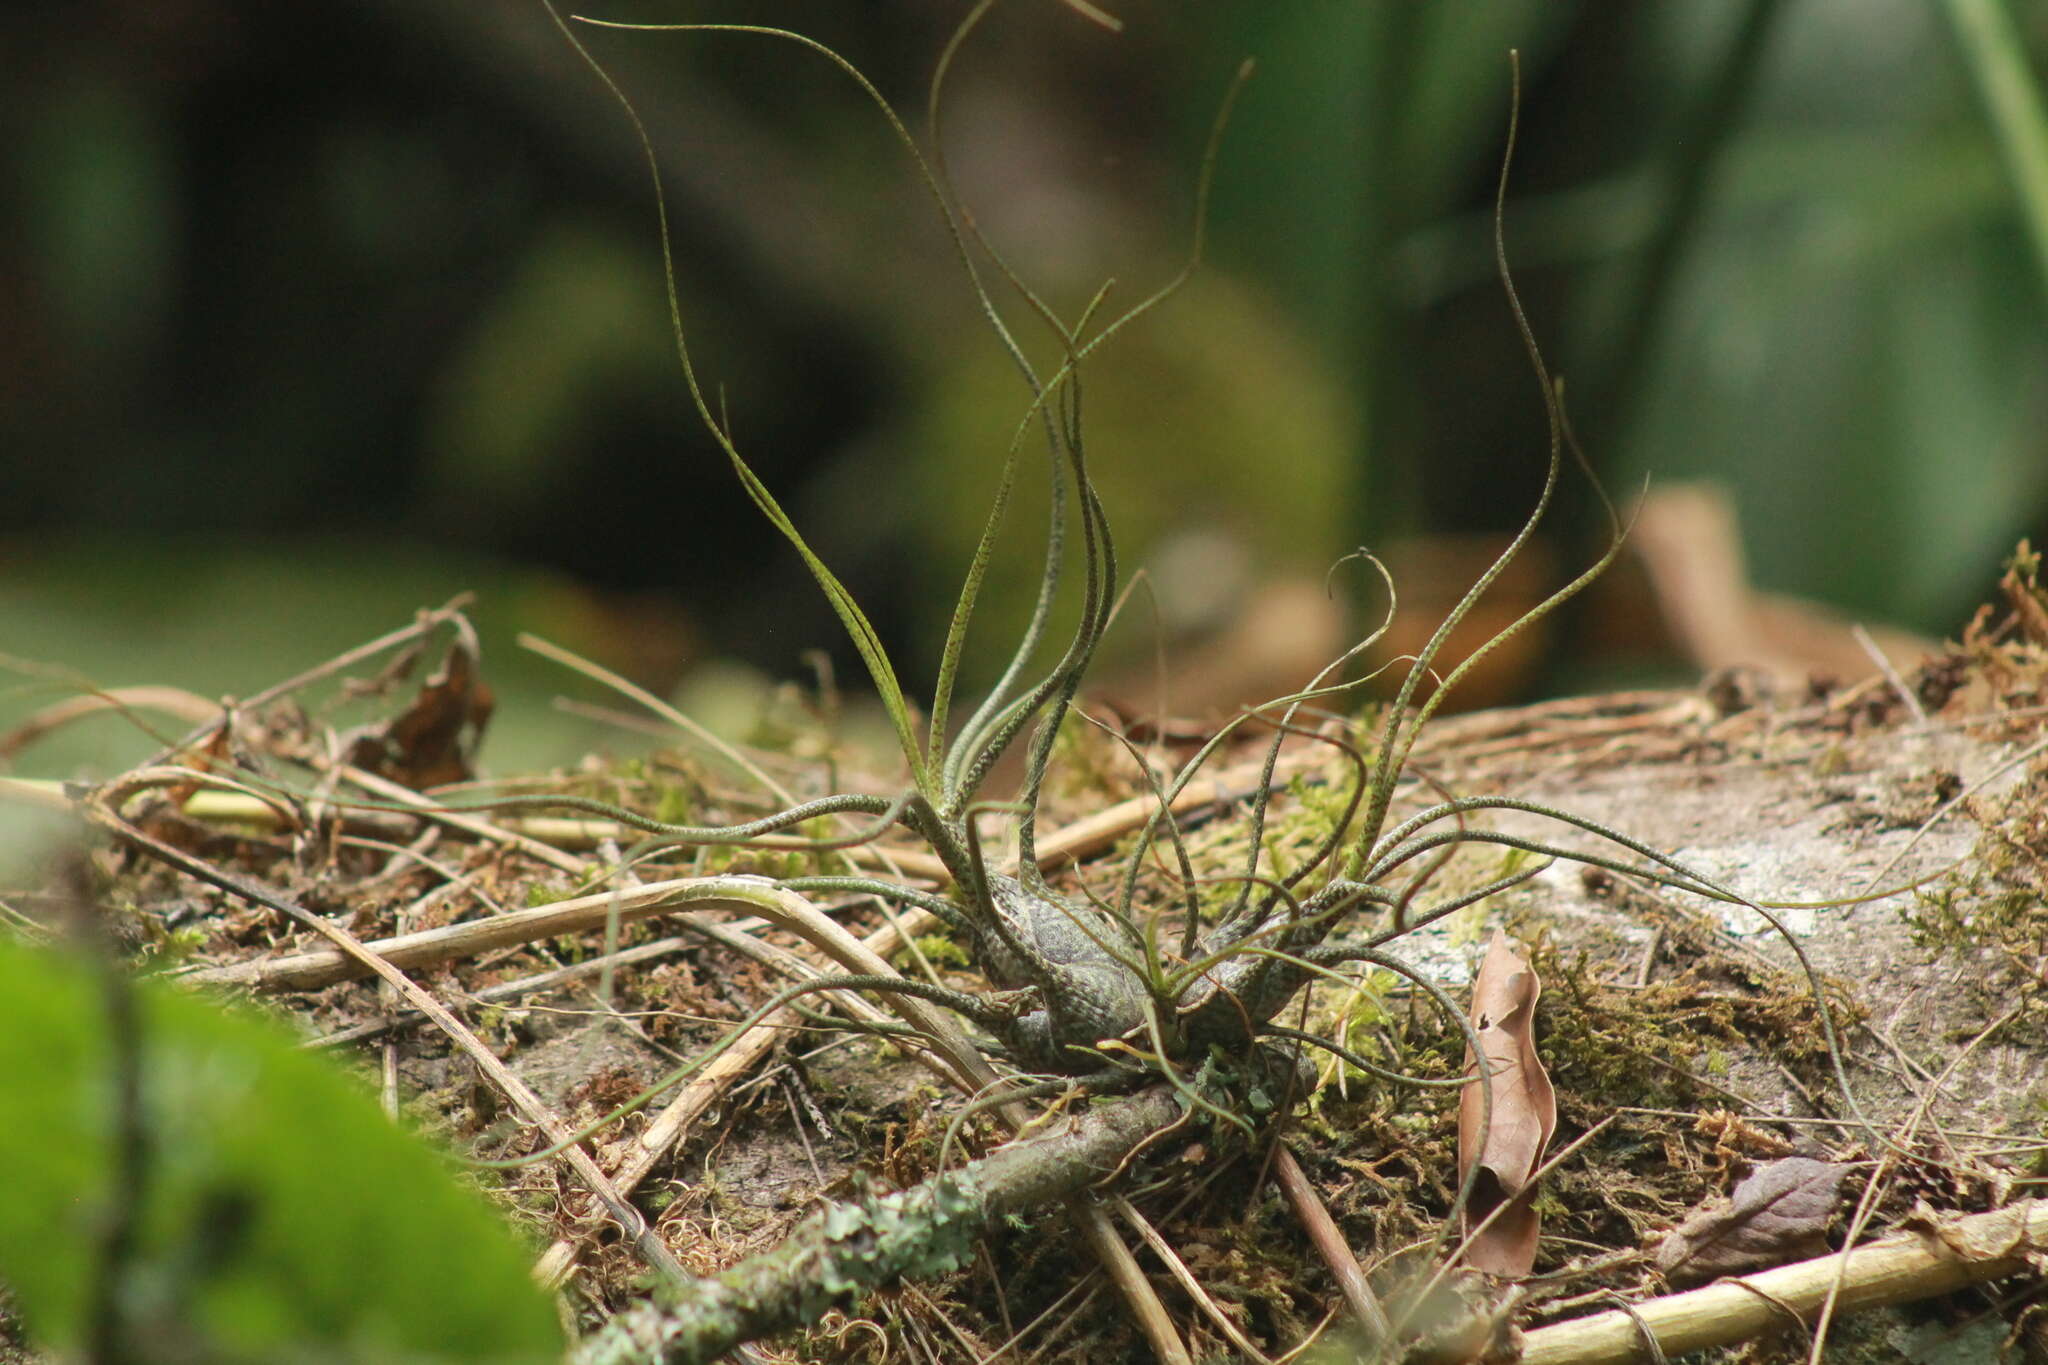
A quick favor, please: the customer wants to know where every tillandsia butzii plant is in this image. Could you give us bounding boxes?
[477,3,1873,1349]
[513,5,1861,1103]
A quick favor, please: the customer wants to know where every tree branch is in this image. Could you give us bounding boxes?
[572,1086,1184,1365]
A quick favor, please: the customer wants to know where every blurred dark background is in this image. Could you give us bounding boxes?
[4,0,2047,784]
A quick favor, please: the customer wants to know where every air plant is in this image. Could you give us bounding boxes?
[9,9,1899,1364]
[500,7,1869,1358]
[521,6,1630,1106]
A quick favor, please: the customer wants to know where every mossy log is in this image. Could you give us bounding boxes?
[572,1085,1184,1365]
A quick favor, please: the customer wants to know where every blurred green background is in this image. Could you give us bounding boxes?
[4,1,2046,801]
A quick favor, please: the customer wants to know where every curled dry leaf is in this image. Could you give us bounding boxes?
[1653,1155,1849,1285]
[343,619,494,789]
[1457,929,1556,1277]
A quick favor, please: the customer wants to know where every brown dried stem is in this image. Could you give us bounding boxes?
[1517,1200,2048,1365]
[1271,1143,1393,1346]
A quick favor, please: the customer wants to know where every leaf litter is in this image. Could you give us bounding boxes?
[1653,1156,1852,1285]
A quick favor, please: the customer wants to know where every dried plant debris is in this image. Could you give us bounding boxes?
[1458,930,1556,1278]
[1653,1156,1850,1285]
[1956,540,2048,726]
[341,623,494,789]
[1908,760,2048,1010]
[31,620,2048,1364]
[1998,540,2048,648]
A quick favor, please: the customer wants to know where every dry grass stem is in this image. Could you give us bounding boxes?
[1074,1199,1193,1365]
[531,999,803,1291]
[1112,1194,1275,1364]
[181,876,854,991]
[0,686,220,764]
[306,934,698,1049]
[332,762,589,875]
[1516,1200,2048,1365]
[1271,1142,1392,1344]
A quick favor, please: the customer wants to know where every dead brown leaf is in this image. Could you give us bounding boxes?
[1652,1156,1849,1285]
[1629,482,1935,692]
[1457,929,1556,1277]
[344,620,494,788]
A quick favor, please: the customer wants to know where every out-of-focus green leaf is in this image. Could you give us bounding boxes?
[1618,125,2047,626]
[17,78,176,371]
[424,221,672,515]
[1943,0,2048,295]
[1392,0,1575,216]
[0,937,563,1363]
[847,273,1355,684]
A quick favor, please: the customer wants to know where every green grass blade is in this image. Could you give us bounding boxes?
[928,428,1028,783]
[1944,0,2048,297]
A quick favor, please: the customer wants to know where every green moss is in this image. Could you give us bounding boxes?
[652,781,694,827]
[1905,768,2048,1009]
[910,933,970,970]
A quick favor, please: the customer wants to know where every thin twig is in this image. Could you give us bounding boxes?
[1113,1194,1272,1364]
[1852,623,1927,724]
[1271,1143,1393,1345]
[141,596,474,769]
[1860,730,2048,896]
[519,631,798,807]
[570,1086,1187,1365]
[334,763,589,875]
[528,933,926,1288]
[1807,1002,2024,1363]
[0,684,220,765]
[1071,1197,1193,1365]
[180,875,865,991]
[308,936,696,1049]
